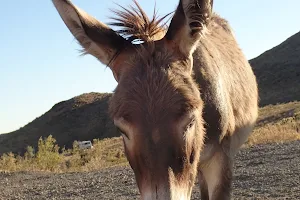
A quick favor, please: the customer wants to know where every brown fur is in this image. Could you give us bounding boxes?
[52,0,258,199]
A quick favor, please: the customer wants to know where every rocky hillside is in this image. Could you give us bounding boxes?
[250,31,300,106]
[0,93,118,155]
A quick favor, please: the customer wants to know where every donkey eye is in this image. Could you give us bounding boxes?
[185,118,196,132]
[187,118,196,128]
[117,127,129,139]
[189,147,195,164]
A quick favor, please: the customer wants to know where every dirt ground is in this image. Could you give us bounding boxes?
[1,141,299,200]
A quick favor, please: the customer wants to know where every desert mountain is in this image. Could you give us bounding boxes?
[0,93,118,155]
[250,31,300,106]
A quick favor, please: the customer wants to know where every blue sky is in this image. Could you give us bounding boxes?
[0,0,299,134]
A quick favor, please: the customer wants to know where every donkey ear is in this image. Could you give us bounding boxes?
[165,0,213,57]
[52,0,128,69]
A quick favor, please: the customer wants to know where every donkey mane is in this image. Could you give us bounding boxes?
[109,1,172,43]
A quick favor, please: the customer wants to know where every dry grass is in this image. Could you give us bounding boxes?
[247,117,300,146]
[247,101,300,146]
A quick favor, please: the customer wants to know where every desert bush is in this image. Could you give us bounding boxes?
[66,138,127,171]
[35,135,63,172]
[0,135,127,172]
[24,146,35,159]
[0,152,17,171]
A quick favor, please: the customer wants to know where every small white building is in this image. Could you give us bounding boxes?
[78,141,93,149]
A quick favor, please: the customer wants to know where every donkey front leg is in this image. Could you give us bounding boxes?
[199,150,233,200]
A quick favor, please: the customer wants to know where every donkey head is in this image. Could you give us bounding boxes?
[52,0,213,199]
